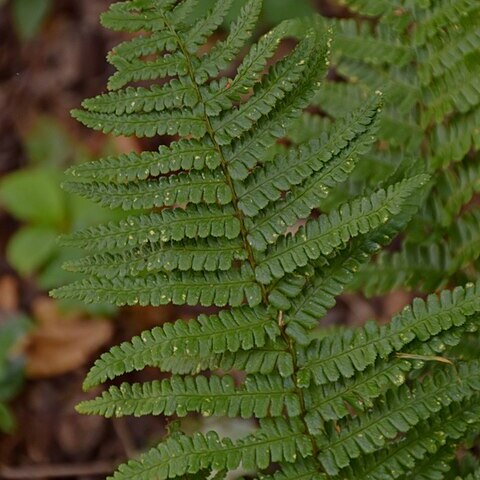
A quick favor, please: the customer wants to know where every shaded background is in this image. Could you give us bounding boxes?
[0,1,411,479]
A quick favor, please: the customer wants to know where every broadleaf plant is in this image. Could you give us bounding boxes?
[52,1,480,479]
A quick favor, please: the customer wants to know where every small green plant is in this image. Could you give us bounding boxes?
[53,1,480,479]
[7,0,53,41]
[0,117,121,291]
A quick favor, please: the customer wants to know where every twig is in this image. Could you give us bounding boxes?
[0,461,119,479]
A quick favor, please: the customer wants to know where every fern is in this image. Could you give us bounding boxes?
[54,1,480,479]
[317,0,480,297]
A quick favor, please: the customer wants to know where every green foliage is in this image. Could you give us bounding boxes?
[57,1,480,479]
[316,0,480,296]
[0,118,122,293]
[10,0,52,41]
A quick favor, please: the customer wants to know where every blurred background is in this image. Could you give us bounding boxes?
[0,1,411,479]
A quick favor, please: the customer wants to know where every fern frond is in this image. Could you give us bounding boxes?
[66,140,221,182]
[303,320,473,432]
[223,26,330,179]
[64,169,232,210]
[237,94,381,218]
[341,401,480,480]
[110,417,312,480]
[431,108,480,167]
[420,22,480,83]
[354,209,480,296]
[71,106,207,138]
[254,174,428,281]
[202,19,293,106]
[352,242,452,296]
[249,458,326,480]
[278,237,381,343]
[221,339,295,378]
[313,81,367,118]
[64,238,246,277]
[213,39,315,145]
[52,265,262,307]
[402,445,455,480]
[58,2,480,479]
[105,0,232,90]
[337,0,397,17]
[195,0,261,79]
[99,0,179,33]
[412,0,479,47]
[62,205,240,251]
[298,281,480,387]
[316,361,480,475]
[81,78,198,115]
[421,52,480,127]
[77,373,300,419]
[247,113,380,250]
[421,159,480,229]
[333,20,413,67]
[83,306,278,389]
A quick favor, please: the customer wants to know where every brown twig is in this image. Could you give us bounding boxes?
[0,461,118,479]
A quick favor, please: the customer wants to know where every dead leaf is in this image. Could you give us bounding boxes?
[0,276,19,313]
[25,297,113,379]
[396,353,455,366]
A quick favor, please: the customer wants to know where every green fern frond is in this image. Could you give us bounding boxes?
[316,362,480,475]
[411,0,479,47]
[211,34,315,145]
[353,209,480,296]
[303,321,476,432]
[333,19,413,67]
[81,78,198,115]
[52,265,262,307]
[249,458,326,480]
[110,417,312,480]
[77,373,300,419]
[57,2,480,479]
[72,106,207,138]
[66,140,221,182]
[238,93,382,218]
[64,237,247,277]
[337,0,398,17]
[341,402,480,479]
[61,205,240,251]
[64,169,232,210]
[298,282,480,387]
[82,306,278,389]
[279,237,381,343]
[254,174,428,280]
[195,0,262,80]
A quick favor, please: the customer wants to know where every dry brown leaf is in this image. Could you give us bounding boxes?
[25,297,113,379]
[0,275,19,313]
